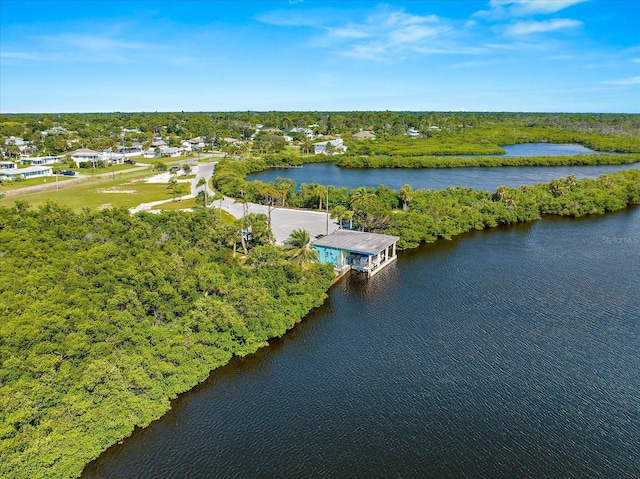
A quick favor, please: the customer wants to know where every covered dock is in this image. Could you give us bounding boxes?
[313,229,400,278]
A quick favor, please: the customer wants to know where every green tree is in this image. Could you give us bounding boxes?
[399,184,413,211]
[330,205,348,229]
[283,228,319,266]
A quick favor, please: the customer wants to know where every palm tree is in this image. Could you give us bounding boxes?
[330,205,347,229]
[283,228,319,265]
[196,177,208,206]
[314,184,327,211]
[399,184,413,211]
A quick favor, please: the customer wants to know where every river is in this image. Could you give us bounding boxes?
[247,143,638,191]
[82,203,640,478]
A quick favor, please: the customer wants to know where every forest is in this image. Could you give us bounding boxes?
[0,205,334,479]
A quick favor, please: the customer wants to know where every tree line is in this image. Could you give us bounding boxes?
[2,111,639,156]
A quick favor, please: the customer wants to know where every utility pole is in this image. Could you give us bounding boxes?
[326,185,329,236]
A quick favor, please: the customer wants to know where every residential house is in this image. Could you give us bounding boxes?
[287,127,314,138]
[160,147,182,158]
[407,127,420,138]
[142,146,182,158]
[68,148,101,167]
[20,156,64,166]
[102,152,127,165]
[0,161,17,169]
[314,138,347,155]
[0,166,53,180]
[222,137,241,147]
[116,145,143,156]
[5,136,36,155]
[352,130,376,140]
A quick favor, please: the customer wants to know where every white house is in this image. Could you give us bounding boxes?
[407,127,420,138]
[314,138,346,155]
[288,127,314,138]
[0,166,53,180]
[102,152,127,165]
[116,145,143,156]
[5,136,36,155]
[187,137,205,150]
[160,147,182,157]
[0,161,17,169]
[68,148,101,166]
[21,156,64,166]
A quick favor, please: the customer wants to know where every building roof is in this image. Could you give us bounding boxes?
[313,229,399,255]
[0,166,52,176]
[352,130,376,139]
[68,148,101,156]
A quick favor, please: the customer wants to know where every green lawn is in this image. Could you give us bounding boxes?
[71,163,148,175]
[0,170,178,211]
[0,175,76,191]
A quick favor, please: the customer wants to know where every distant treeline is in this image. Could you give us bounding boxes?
[1,111,639,155]
[334,153,640,169]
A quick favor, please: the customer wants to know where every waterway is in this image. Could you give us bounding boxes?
[82,205,640,479]
[248,143,638,191]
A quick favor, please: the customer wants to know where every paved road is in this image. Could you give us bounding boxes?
[216,196,340,244]
[188,161,339,244]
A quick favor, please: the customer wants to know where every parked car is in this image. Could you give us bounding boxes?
[58,170,76,176]
[169,166,180,172]
[124,159,136,164]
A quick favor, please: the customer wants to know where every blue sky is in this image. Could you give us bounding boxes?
[1,0,638,113]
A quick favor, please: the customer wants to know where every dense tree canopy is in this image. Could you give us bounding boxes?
[0,205,334,479]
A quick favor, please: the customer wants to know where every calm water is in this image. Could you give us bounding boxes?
[83,206,640,479]
[248,143,637,191]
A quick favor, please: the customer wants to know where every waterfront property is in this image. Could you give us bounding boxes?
[313,229,399,277]
[313,138,347,155]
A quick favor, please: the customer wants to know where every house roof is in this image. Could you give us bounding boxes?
[313,229,399,255]
[68,148,100,156]
[352,131,376,139]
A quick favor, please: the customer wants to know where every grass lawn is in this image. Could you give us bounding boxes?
[73,163,148,175]
[0,175,76,192]
[0,169,178,211]
[218,208,236,225]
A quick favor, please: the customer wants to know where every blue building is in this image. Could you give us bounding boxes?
[313,229,399,278]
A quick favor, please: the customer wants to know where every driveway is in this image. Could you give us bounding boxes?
[216,196,339,245]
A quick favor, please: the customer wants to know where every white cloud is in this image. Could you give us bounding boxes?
[476,0,589,19]
[259,6,460,61]
[632,58,640,64]
[505,18,582,35]
[604,76,640,86]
